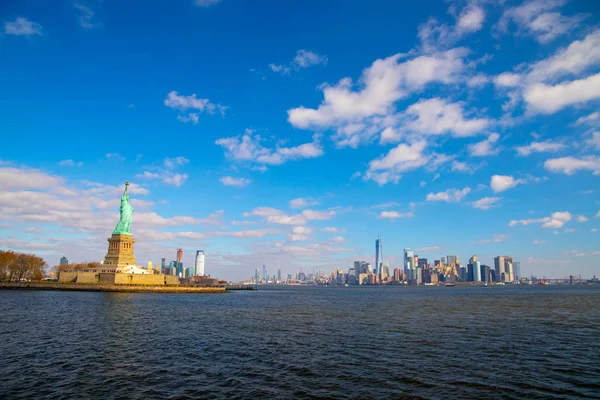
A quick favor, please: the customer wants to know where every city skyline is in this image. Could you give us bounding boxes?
[1,0,600,281]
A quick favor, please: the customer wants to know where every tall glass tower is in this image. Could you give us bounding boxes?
[195,250,205,276]
[375,233,383,282]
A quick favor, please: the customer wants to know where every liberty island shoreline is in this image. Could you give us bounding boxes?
[0,282,233,293]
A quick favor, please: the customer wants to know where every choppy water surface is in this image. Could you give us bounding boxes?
[1,285,599,399]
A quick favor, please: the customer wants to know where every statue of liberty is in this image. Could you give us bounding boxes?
[113,181,134,235]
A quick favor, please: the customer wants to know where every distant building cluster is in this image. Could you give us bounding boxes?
[159,248,207,278]
[247,234,522,286]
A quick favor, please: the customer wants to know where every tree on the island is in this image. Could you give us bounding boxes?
[0,250,47,281]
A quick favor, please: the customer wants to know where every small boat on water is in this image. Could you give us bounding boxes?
[481,283,488,287]
[445,283,456,287]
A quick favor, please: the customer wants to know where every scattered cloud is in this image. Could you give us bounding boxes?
[490,175,525,192]
[509,211,572,228]
[216,129,324,167]
[532,240,548,244]
[270,49,327,75]
[516,140,565,156]
[577,215,589,223]
[220,176,251,187]
[287,47,470,148]
[472,196,501,210]
[377,211,414,220]
[59,160,83,167]
[496,0,588,44]
[524,73,600,114]
[290,197,319,209]
[164,91,227,123]
[106,153,125,162]
[544,156,600,175]
[574,111,599,126]
[426,186,471,203]
[468,133,500,157]
[243,207,335,226]
[73,3,101,29]
[136,156,190,187]
[4,17,42,36]
[320,227,346,233]
[363,141,451,185]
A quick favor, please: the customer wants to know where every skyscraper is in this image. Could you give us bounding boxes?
[161,258,166,274]
[277,268,281,282]
[514,261,521,281]
[404,249,415,279]
[375,233,383,282]
[262,264,267,282]
[195,250,205,276]
[447,255,458,266]
[59,257,68,266]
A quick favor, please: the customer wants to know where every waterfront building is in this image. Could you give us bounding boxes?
[447,255,458,267]
[418,258,428,269]
[60,256,68,266]
[514,262,521,281]
[195,250,205,276]
[161,258,166,274]
[404,249,415,276]
[277,268,281,282]
[375,233,383,283]
[473,261,481,282]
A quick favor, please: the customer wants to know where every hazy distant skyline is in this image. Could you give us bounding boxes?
[1,0,599,280]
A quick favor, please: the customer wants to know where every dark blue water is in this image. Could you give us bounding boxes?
[1,285,599,399]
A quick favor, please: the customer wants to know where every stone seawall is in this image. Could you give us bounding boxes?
[0,282,226,294]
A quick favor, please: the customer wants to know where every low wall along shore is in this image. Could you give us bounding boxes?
[0,282,226,293]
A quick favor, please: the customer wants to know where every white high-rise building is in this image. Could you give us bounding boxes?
[195,250,205,276]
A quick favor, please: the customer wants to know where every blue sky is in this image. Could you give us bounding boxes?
[1,0,599,281]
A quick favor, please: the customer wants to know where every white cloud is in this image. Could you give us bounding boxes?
[574,112,599,125]
[4,17,42,36]
[509,211,572,228]
[596,211,600,218]
[577,215,589,222]
[592,228,598,232]
[0,167,62,191]
[544,156,600,175]
[320,227,346,233]
[426,187,471,203]
[216,129,324,167]
[401,98,489,138]
[73,3,101,29]
[177,113,199,124]
[451,161,472,173]
[59,160,83,167]
[287,48,469,147]
[497,0,588,44]
[457,4,485,33]
[494,72,521,88]
[106,153,125,161]
[419,2,485,51]
[516,140,565,156]
[270,50,327,76]
[290,197,319,209]
[472,197,501,210]
[164,91,227,121]
[293,50,328,68]
[494,30,600,114]
[220,176,251,187]
[532,240,548,244]
[377,211,414,220]
[491,175,525,192]
[524,73,600,114]
[292,226,313,235]
[363,141,432,185]
[468,133,500,156]
[288,233,308,242]
[136,156,190,187]
[586,132,600,150]
[243,207,335,226]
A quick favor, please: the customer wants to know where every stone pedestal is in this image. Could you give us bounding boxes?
[104,234,136,268]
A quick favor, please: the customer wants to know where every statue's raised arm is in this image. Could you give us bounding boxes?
[113,181,134,235]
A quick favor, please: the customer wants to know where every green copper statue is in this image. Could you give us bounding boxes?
[113,181,134,235]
